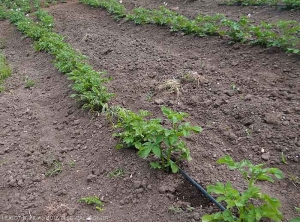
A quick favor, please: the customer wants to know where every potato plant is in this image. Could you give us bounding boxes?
[202,155,284,222]
[113,106,202,173]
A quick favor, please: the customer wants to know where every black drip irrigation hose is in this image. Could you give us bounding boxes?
[161,153,226,211]
[178,166,227,211]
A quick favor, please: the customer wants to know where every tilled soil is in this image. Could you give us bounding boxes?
[0,0,299,221]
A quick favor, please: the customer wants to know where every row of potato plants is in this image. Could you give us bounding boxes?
[79,0,300,55]
[1,1,295,221]
[64,1,298,221]
[223,0,300,10]
[0,0,199,174]
[0,0,113,110]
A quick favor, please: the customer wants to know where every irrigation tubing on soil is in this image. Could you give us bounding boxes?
[161,153,226,211]
[178,167,226,211]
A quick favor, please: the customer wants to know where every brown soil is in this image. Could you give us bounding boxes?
[0,0,299,221]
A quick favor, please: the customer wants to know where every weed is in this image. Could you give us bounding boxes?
[79,196,104,212]
[202,155,283,221]
[186,206,195,212]
[108,168,124,178]
[181,73,196,83]
[231,83,238,91]
[0,38,6,49]
[245,128,252,137]
[45,160,63,177]
[0,159,6,165]
[200,60,206,69]
[168,205,183,214]
[68,160,76,168]
[281,152,287,164]
[24,77,35,89]
[288,174,300,187]
[146,91,154,101]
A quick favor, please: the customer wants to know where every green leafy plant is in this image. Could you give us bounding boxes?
[245,128,252,137]
[113,106,202,173]
[202,155,284,221]
[79,196,104,212]
[288,174,300,187]
[108,168,124,178]
[68,159,76,168]
[146,91,154,101]
[24,77,35,89]
[281,152,287,164]
[45,160,63,177]
[168,205,184,214]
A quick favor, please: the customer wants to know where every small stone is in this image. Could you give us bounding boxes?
[243,117,254,126]
[224,90,234,97]
[133,180,142,189]
[73,120,80,125]
[227,132,237,141]
[159,185,175,193]
[154,99,164,105]
[166,193,175,200]
[193,212,201,220]
[135,188,144,194]
[158,185,168,193]
[141,180,147,188]
[261,152,270,161]
[231,61,238,66]
[67,208,76,216]
[57,190,67,196]
[146,185,152,190]
[87,174,97,182]
[213,100,223,108]
[32,176,42,182]
[244,94,252,101]
[264,113,281,125]
[283,121,289,126]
